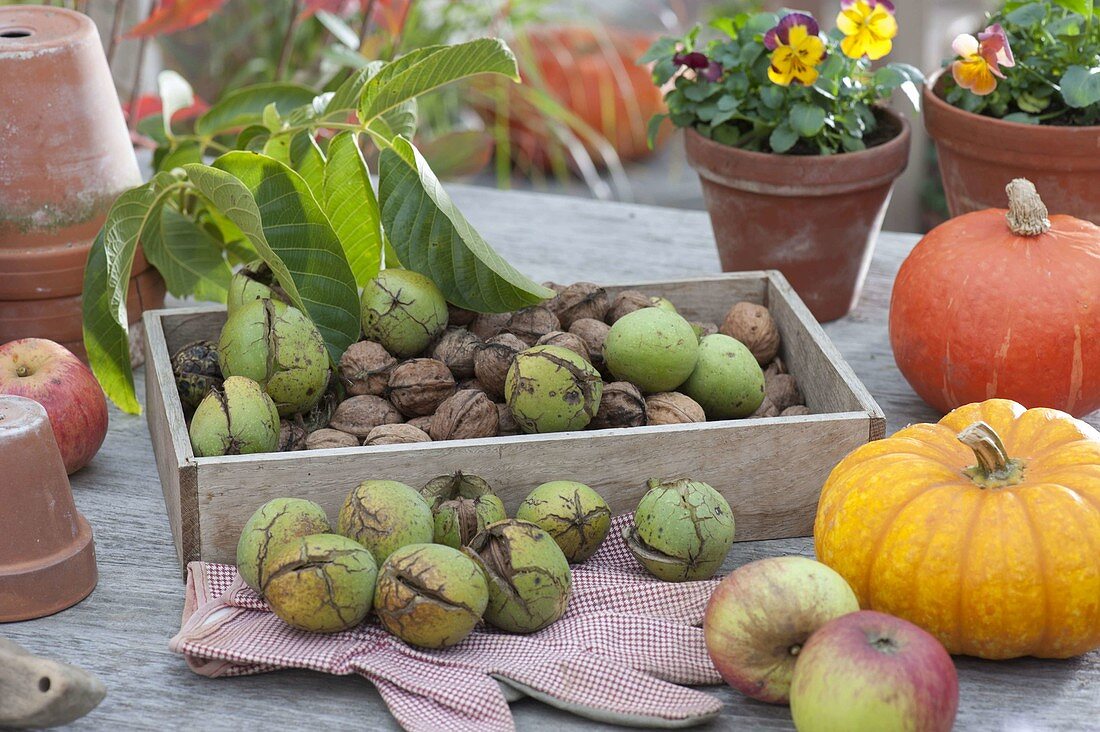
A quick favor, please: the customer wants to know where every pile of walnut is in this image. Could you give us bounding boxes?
[304,284,807,451]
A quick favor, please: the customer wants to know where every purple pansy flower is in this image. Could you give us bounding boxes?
[763,12,821,51]
[673,50,724,82]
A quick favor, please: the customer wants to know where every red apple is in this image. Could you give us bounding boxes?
[0,338,108,474]
[703,555,859,704]
[790,610,958,732]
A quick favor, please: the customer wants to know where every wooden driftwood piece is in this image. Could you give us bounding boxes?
[0,637,105,728]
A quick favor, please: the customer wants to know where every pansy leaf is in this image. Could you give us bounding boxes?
[1061,65,1100,108]
[1005,2,1047,25]
[1052,0,1092,20]
[790,103,826,137]
[1002,112,1040,124]
[769,123,798,153]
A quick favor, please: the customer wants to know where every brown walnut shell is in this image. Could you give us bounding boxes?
[535,331,589,361]
[720,301,781,365]
[470,312,510,341]
[408,415,433,433]
[497,403,519,435]
[568,319,610,365]
[339,340,397,397]
[607,290,653,323]
[542,281,567,294]
[328,395,403,438]
[765,373,803,412]
[431,328,482,380]
[387,358,457,417]
[504,306,560,346]
[551,282,609,328]
[473,333,526,400]
[278,419,308,451]
[429,390,499,441]
[306,428,360,449]
[781,405,812,417]
[448,303,477,327]
[645,392,706,425]
[751,397,781,419]
[590,381,646,430]
[764,357,787,377]
[364,423,432,446]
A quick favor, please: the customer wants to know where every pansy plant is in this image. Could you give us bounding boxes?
[940,1,1100,125]
[642,5,922,154]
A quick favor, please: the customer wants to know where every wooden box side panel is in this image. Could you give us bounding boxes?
[143,312,200,568]
[766,274,885,438]
[602,274,767,320]
[194,414,871,564]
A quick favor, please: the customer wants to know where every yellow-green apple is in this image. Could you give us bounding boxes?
[790,610,958,732]
[703,556,859,704]
[0,338,108,474]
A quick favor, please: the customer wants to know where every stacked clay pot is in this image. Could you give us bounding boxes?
[0,7,164,361]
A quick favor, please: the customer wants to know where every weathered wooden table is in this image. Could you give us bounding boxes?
[4,187,1097,730]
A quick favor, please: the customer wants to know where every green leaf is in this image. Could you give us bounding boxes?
[156,70,193,141]
[760,85,785,109]
[323,132,382,287]
[639,36,678,64]
[647,113,668,149]
[789,103,826,137]
[184,154,360,361]
[359,38,519,124]
[195,83,317,136]
[1002,112,1040,124]
[1052,0,1092,20]
[377,136,553,312]
[82,176,182,414]
[769,124,798,153]
[1061,65,1100,108]
[155,140,203,172]
[326,61,384,115]
[145,206,232,303]
[1006,2,1047,24]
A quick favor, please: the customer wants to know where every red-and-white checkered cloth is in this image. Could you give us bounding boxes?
[170,515,725,731]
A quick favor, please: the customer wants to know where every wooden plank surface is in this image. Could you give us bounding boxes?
[3,185,1097,731]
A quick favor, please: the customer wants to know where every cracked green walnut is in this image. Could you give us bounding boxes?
[516,481,611,563]
[433,494,507,549]
[263,533,378,633]
[504,345,603,433]
[624,478,735,582]
[236,498,331,593]
[374,543,489,648]
[361,269,448,358]
[466,520,572,633]
[218,298,329,417]
[189,376,280,457]
[338,480,434,563]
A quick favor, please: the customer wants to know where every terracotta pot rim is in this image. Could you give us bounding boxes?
[684,107,910,197]
[924,69,1100,140]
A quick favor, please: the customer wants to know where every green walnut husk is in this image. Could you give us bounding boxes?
[466,520,572,633]
[603,308,699,393]
[516,481,611,563]
[360,269,448,358]
[172,340,223,412]
[680,334,765,419]
[433,494,508,549]
[504,345,603,433]
[420,472,495,510]
[263,533,377,633]
[226,260,290,315]
[338,480,434,563]
[236,498,331,592]
[218,298,329,417]
[624,478,735,582]
[374,543,488,648]
[189,376,280,456]
[650,296,677,313]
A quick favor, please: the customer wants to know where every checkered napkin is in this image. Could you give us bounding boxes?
[170,515,725,731]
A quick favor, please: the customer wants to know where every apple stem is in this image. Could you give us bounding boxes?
[789,644,801,657]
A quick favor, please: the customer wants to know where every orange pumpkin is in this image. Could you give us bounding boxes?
[814,399,1100,659]
[890,178,1100,417]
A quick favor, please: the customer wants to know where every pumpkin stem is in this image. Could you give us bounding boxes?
[1005,178,1051,236]
[958,422,1025,488]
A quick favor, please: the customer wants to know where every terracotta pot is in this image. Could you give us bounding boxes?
[0,396,97,622]
[924,70,1100,223]
[684,109,911,322]
[0,7,163,354]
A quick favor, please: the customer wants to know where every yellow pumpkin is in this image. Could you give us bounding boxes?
[814,399,1100,659]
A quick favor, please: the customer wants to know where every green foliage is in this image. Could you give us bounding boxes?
[643,12,922,154]
[83,39,551,414]
[942,1,1100,124]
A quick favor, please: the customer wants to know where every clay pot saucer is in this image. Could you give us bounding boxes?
[0,396,97,622]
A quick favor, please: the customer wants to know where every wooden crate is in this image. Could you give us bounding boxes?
[144,271,884,572]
